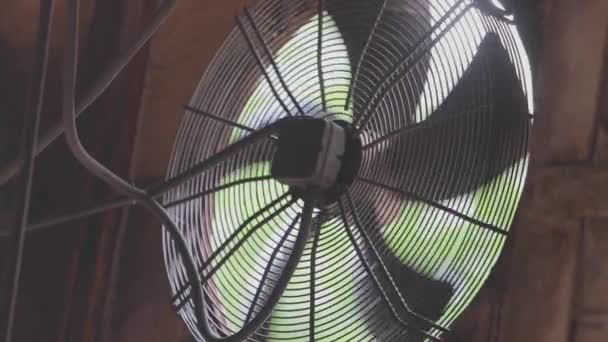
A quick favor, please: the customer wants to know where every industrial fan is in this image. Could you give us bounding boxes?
[164,0,533,341]
[0,0,533,341]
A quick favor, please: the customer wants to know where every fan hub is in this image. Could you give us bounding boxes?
[271,118,362,206]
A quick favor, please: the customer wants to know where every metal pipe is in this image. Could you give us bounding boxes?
[0,0,178,187]
[61,0,207,333]
[2,1,55,341]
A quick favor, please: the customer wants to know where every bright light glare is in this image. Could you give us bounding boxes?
[491,0,506,11]
[415,0,534,122]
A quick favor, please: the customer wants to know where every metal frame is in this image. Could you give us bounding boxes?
[1,1,55,340]
[0,0,524,341]
[337,190,453,342]
[352,0,473,132]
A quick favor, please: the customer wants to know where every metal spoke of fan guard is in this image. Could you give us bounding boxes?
[184,105,258,133]
[308,211,324,340]
[236,9,304,117]
[27,123,279,232]
[1,0,54,340]
[0,0,178,187]
[1,0,182,332]
[62,0,207,336]
[354,0,473,132]
[343,190,454,337]
[344,0,388,111]
[245,214,301,324]
[361,105,491,151]
[1,0,535,341]
[163,175,275,209]
[244,7,306,116]
[27,174,272,232]
[317,0,327,111]
[362,107,534,151]
[338,191,453,341]
[172,193,294,311]
[337,203,442,342]
[151,124,281,196]
[177,201,316,342]
[183,104,280,141]
[358,177,509,236]
[26,102,280,233]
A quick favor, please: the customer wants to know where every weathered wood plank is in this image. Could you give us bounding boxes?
[499,224,581,342]
[523,166,608,220]
[597,127,608,163]
[593,51,608,164]
[573,313,608,342]
[572,42,608,342]
[578,222,608,312]
[76,1,156,341]
[104,208,191,342]
[499,0,608,340]
[135,0,250,179]
[529,0,608,164]
[572,221,608,342]
[114,1,251,341]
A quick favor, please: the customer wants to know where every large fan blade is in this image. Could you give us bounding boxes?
[346,35,529,336]
[347,191,454,341]
[365,33,529,202]
[328,0,385,66]
[194,193,313,341]
[354,194,455,322]
[329,0,432,122]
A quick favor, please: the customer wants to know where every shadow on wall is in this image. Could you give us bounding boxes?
[0,37,28,240]
[0,38,26,171]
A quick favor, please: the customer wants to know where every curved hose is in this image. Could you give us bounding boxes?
[61,0,207,333]
[0,0,178,186]
[62,2,315,340]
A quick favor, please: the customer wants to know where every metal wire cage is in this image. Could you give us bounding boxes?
[164,0,533,341]
[1,0,534,341]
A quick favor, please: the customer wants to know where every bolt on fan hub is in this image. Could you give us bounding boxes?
[271,117,362,206]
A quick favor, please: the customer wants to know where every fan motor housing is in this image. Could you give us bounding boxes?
[272,118,346,189]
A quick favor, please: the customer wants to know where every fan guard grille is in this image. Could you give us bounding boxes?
[163,0,532,341]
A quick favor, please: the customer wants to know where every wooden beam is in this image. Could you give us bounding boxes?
[499,224,581,342]
[573,313,608,342]
[593,42,608,164]
[571,35,608,342]
[499,0,608,341]
[109,2,252,340]
[135,0,249,180]
[572,221,608,342]
[596,126,608,163]
[61,0,155,341]
[0,0,150,341]
[101,208,191,342]
[523,166,608,221]
[529,0,608,165]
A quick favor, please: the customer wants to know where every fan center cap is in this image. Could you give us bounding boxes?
[271,117,362,206]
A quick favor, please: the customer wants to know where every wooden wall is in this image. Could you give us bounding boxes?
[104,0,608,340]
[2,0,608,341]
[499,0,608,341]
[105,2,252,341]
[1,0,152,341]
